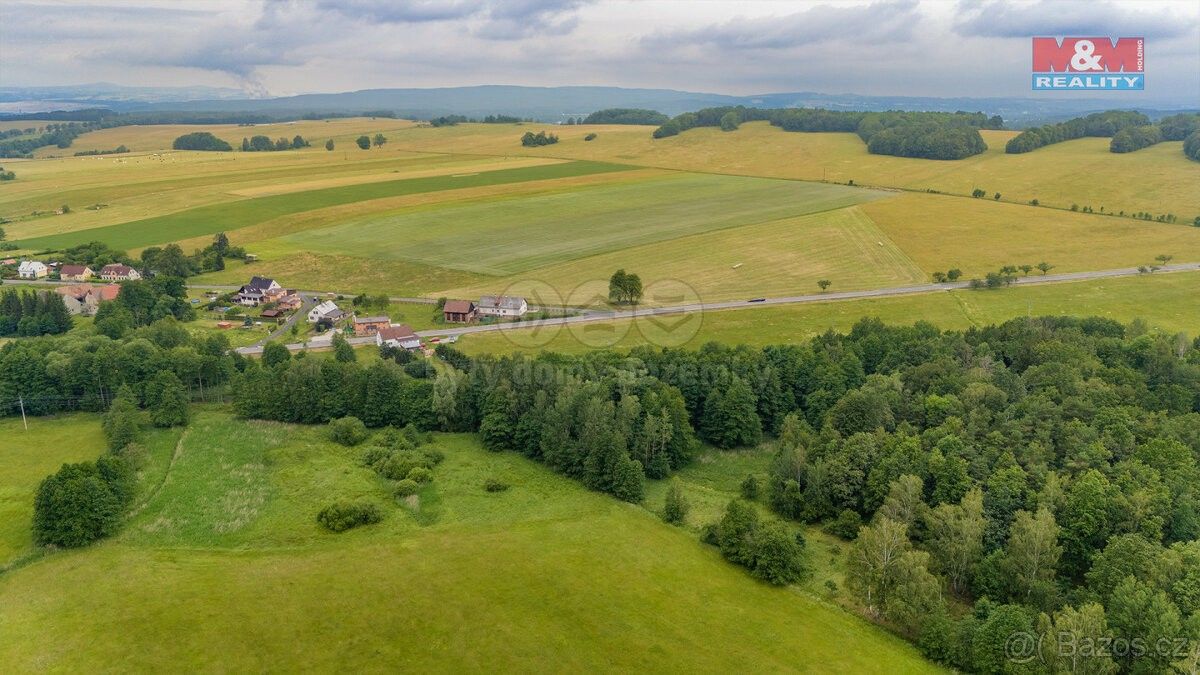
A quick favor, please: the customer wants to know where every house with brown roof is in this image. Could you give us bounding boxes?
[99,263,141,281]
[376,324,421,350]
[59,265,94,282]
[353,315,391,336]
[55,284,120,316]
[442,299,476,323]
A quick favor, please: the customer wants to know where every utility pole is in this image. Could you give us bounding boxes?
[18,394,28,431]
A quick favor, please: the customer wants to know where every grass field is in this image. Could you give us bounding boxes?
[16,160,633,252]
[456,270,1200,355]
[280,173,888,275]
[440,205,925,303]
[0,409,939,672]
[382,121,1200,220]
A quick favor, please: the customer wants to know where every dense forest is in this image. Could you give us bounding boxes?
[651,106,1002,160]
[1186,130,1200,162]
[6,309,1200,671]
[172,132,233,152]
[1005,110,1150,153]
[0,121,102,158]
[0,289,73,337]
[582,108,669,125]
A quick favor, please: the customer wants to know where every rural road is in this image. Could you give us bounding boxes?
[230,262,1200,355]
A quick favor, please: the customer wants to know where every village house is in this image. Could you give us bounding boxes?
[442,299,476,323]
[18,261,48,279]
[353,315,391,336]
[99,263,142,281]
[307,300,345,324]
[376,324,421,350]
[55,284,120,316]
[59,264,94,282]
[260,308,285,324]
[477,295,528,318]
[236,276,284,306]
[275,292,302,311]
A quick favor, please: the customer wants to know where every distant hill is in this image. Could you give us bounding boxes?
[2,83,1196,128]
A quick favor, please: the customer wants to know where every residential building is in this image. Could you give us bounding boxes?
[477,295,528,318]
[353,315,391,336]
[99,263,141,281]
[236,276,284,306]
[442,299,476,323]
[376,324,421,350]
[55,284,120,316]
[18,261,48,279]
[307,300,344,324]
[59,265,94,282]
[276,292,302,311]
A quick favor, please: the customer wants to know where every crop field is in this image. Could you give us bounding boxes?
[16,160,633,252]
[0,409,938,672]
[381,121,1200,220]
[456,270,1200,355]
[279,173,888,275]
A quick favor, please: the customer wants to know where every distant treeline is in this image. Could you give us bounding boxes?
[240,134,310,151]
[0,121,101,158]
[1006,110,1200,162]
[652,106,1002,160]
[582,108,669,125]
[74,145,129,156]
[429,114,528,127]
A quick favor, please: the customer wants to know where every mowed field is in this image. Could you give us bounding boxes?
[0,409,938,672]
[280,173,888,275]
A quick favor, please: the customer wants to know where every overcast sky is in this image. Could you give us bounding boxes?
[2,0,1198,103]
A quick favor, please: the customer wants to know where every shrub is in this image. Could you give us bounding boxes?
[394,479,420,497]
[663,478,689,524]
[823,509,863,540]
[406,466,433,484]
[359,445,392,467]
[33,461,128,547]
[317,500,382,532]
[751,521,811,585]
[740,474,760,500]
[374,451,430,480]
[328,416,369,446]
[584,133,597,141]
[484,477,510,492]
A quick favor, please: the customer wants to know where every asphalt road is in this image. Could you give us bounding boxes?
[229,262,1200,355]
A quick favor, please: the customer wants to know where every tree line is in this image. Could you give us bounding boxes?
[0,289,73,337]
[0,121,101,158]
[429,114,528,127]
[240,134,310,151]
[1005,110,1150,154]
[582,108,669,125]
[651,106,1001,160]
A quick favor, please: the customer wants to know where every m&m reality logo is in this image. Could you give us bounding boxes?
[1032,37,1144,90]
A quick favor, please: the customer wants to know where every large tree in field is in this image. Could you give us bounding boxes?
[356,135,371,150]
[607,269,643,305]
[373,133,387,147]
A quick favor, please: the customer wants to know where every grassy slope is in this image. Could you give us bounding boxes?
[383,122,1200,220]
[280,173,887,275]
[17,160,633,251]
[0,410,938,672]
[437,205,925,303]
[457,270,1200,355]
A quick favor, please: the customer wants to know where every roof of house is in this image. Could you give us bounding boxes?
[443,299,475,314]
[378,324,417,341]
[310,300,339,315]
[100,263,135,274]
[354,315,390,324]
[478,295,526,310]
[18,260,45,269]
[260,308,283,317]
[59,264,91,276]
[95,284,120,301]
[325,309,347,321]
[55,284,119,301]
[1,258,16,265]
[245,276,278,291]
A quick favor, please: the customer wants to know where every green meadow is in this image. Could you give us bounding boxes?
[0,409,939,673]
[280,173,888,275]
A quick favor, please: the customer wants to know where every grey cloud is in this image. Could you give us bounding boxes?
[313,0,484,23]
[642,0,919,51]
[954,0,1195,39]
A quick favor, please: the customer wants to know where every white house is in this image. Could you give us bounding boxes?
[376,324,421,350]
[476,295,528,318]
[307,300,344,324]
[236,276,284,306]
[99,263,141,281]
[18,261,48,279]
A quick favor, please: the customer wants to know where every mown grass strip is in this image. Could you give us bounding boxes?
[19,160,634,252]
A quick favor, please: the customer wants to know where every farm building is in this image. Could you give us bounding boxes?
[55,284,120,316]
[477,295,527,318]
[442,299,476,323]
[376,324,421,350]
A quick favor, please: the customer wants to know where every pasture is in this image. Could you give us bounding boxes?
[279,173,888,275]
[0,409,938,672]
